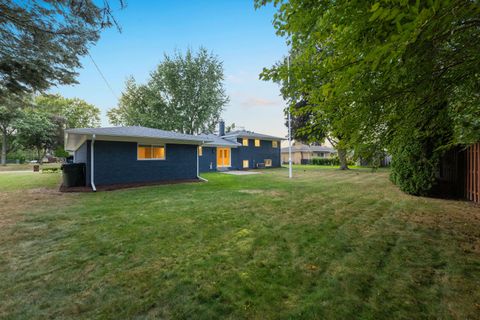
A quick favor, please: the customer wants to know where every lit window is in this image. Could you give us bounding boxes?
[138,144,165,160]
[255,139,260,147]
[198,146,203,156]
[265,159,272,167]
[242,138,249,146]
[272,141,278,148]
[243,160,249,168]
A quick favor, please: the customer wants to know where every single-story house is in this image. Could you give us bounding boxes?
[281,142,336,164]
[64,123,283,190]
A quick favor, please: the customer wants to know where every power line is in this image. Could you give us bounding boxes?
[87,52,119,101]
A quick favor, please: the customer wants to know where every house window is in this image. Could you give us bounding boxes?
[198,146,203,156]
[243,160,249,168]
[255,139,260,147]
[242,138,249,146]
[272,141,278,148]
[138,144,165,160]
[265,159,272,167]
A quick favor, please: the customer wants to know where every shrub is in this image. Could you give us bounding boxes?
[42,167,60,173]
[312,157,339,166]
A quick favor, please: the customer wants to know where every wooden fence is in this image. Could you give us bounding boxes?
[465,143,480,203]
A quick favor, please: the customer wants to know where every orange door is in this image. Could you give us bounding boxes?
[217,148,230,167]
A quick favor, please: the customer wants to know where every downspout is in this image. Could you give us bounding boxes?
[197,142,208,182]
[90,134,97,191]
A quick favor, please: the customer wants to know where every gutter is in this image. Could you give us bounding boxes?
[197,142,208,182]
[90,134,97,191]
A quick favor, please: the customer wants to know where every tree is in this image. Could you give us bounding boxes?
[16,110,57,163]
[35,94,101,128]
[256,0,480,194]
[0,0,124,95]
[0,93,26,165]
[108,47,229,135]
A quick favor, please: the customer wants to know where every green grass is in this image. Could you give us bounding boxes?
[0,171,61,191]
[1,168,479,319]
[0,163,61,172]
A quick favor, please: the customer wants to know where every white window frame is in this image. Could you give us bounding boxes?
[137,143,166,161]
[265,159,272,167]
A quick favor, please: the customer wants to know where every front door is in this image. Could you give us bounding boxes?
[217,148,231,168]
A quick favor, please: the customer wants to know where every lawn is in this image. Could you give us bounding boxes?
[0,163,61,172]
[1,167,479,319]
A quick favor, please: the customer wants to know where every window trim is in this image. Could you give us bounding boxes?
[254,139,260,147]
[137,143,166,161]
[242,138,249,147]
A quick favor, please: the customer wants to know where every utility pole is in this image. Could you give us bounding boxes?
[287,56,292,179]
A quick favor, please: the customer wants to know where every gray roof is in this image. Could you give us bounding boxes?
[66,126,210,143]
[281,145,336,153]
[197,134,241,147]
[222,130,285,141]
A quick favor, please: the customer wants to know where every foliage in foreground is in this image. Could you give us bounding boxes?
[257,0,480,195]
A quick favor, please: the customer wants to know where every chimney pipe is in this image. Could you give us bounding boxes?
[219,120,225,136]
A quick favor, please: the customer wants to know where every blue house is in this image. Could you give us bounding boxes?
[64,123,283,190]
[198,121,283,172]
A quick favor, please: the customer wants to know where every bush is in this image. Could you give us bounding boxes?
[42,167,61,173]
[312,157,339,166]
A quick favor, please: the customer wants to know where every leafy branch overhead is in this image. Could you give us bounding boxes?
[0,0,125,96]
[257,0,480,194]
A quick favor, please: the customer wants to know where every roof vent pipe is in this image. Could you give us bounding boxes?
[218,120,225,137]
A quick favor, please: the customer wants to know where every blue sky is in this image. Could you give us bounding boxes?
[50,0,288,138]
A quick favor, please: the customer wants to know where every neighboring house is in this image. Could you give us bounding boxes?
[64,122,283,189]
[281,142,336,164]
[198,121,283,172]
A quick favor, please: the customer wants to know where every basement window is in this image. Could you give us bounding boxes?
[138,144,165,160]
[265,159,272,167]
[243,160,249,168]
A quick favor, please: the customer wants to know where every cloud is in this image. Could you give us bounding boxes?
[241,97,280,107]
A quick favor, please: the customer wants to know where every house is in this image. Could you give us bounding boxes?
[65,126,208,190]
[198,121,283,172]
[281,142,336,164]
[64,123,283,190]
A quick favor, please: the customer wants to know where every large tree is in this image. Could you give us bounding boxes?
[35,94,101,128]
[0,0,123,95]
[0,93,25,165]
[108,48,229,135]
[257,0,480,195]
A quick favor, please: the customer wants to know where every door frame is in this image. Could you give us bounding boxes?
[217,147,231,168]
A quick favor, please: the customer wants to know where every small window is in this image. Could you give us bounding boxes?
[255,139,260,147]
[198,146,203,156]
[265,159,272,167]
[138,144,165,160]
[243,160,249,168]
[242,138,249,146]
[272,141,278,148]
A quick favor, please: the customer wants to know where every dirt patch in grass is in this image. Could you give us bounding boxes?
[238,189,285,196]
[0,188,75,229]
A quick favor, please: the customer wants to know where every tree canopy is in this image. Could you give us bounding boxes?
[35,94,101,129]
[108,47,229,135]
[0,0,124,96]
[257,0,480,194]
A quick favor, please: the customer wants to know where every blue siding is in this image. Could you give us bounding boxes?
[233,138,281,169]
[199,147,217,172]
[86,140,197,186]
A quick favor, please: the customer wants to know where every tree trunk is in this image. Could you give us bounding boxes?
[338,148,349,170]
[1,131,6,166]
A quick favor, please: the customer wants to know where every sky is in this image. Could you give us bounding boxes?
[50,0,289,138]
